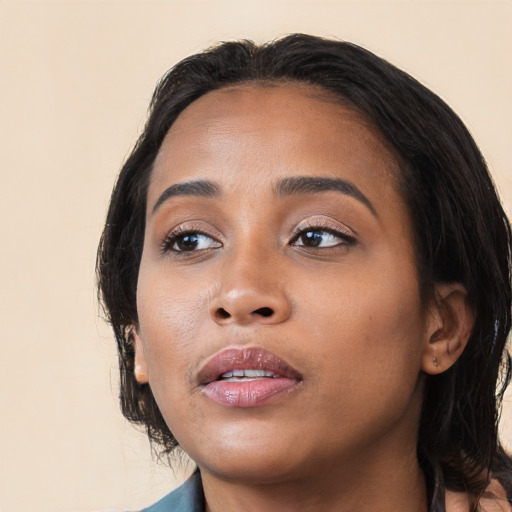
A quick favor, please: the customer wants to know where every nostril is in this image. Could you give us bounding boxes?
[216,307,231,319]
[253,307,274,317]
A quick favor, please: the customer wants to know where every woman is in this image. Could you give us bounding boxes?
[97,34,512,511]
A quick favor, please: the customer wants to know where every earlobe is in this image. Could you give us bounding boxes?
[132,328,149,384]
[422,283,474,375]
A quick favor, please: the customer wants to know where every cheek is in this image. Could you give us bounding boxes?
[135,269,215,435]
[136,265,212,382]
[297,260,426,400]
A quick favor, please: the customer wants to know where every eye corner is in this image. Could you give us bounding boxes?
[160,226,223,255]
[290,220,357,250]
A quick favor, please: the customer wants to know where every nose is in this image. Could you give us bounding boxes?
[209,250,291,326]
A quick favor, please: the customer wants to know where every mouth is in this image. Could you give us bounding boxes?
[218,368,281,382]
[197,346,303,408]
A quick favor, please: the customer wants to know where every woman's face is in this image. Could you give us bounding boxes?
[135,85,433,482]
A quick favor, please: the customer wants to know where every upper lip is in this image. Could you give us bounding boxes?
[197,346,303,385]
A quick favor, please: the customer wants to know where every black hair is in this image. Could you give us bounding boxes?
[96,34,512,511]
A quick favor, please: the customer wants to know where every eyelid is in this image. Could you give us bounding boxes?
[291,217,356,240]
[160,222,223,253]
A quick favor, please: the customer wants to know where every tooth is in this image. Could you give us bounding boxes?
[244,369,266,377]
[224,377,260,382]
[220,369,278,381]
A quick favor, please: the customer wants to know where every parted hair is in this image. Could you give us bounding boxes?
[97,34,512,511]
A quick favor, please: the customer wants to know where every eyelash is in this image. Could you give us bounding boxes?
[160,222,356,254]
[160,226,221,254]
[290,222,356,249]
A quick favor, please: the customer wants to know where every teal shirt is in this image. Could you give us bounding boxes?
[140,471,204,512]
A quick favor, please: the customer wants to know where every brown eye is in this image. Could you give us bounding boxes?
[175,233,201,251]
[298,230,324,247]
[293,229,353,248]
[163,231,222,253]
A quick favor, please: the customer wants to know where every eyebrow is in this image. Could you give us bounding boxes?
[275,176,378,217]
[151,180,221,215]
[151,176,377,218]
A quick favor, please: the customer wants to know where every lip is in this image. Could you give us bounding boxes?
[197,346,303,408]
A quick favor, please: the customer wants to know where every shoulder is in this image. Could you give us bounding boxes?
[446,479,511,512]
[138,471,204,512]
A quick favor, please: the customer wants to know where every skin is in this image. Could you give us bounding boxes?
[446,482,510,512]
[134,84,474,512]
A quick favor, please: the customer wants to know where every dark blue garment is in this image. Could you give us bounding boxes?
[140,471,204,512]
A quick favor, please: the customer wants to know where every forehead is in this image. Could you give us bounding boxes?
[149,84,401,206]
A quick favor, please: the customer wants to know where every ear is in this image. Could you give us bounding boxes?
[132,327,149,384]
[422,283,474,375]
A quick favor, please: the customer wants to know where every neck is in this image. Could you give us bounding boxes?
[200,442,428,512]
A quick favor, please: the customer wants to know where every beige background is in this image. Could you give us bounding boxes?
[0,1,511,511]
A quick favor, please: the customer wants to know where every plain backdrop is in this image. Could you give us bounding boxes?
[1,1,511,511]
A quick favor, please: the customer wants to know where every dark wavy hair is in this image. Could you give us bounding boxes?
[97,34,512,510]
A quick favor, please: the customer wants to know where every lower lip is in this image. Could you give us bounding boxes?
[202,378,299,407]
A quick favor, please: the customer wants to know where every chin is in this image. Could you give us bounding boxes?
[178,423,312,483]
[197,449,311,485]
